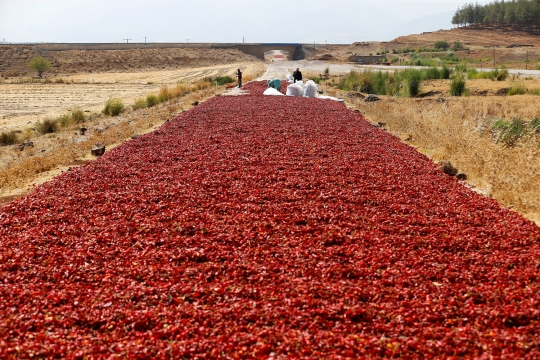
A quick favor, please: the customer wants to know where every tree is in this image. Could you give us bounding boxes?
[28,56,52,78]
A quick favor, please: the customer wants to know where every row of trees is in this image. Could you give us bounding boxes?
[452,0,540,30]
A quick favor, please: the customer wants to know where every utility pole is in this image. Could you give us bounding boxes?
[186,39,189,44]
[143,37,149,44]
[243,36,245,44]
[314,41,316,59]
[124,39,131,44]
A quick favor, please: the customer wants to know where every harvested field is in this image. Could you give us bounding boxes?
[0,62,263,132]
[1,81,539,357]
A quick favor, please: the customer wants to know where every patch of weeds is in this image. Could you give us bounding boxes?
[133,98,148,110]
[441,66,452,79]
[0,131,20,146]
[529,117,540,134]
[146,94,159,107]
[450,72,467,96]
[493,118,526,147]
[37,118,59,134]
[158,86,173,103]
[103,98,125,116]
[508,81,526,96]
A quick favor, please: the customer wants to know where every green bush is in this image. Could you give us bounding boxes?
[373,71,389,95]
[452,41,464,50]
[493,118,526,147]
[71,108,86,124]
[424,67,441,80]
[441,66,452,79]
[204,76,235,86]
[529,117,540,134]
[103,98,125,116]
[37,118,59,134]
[0,131,19,146]
[434,41,450,50]
[28,56,52,78]
[133,98,148,109]
[403,70,422,97]
[339,70,374,93]
[508,81,527,96]
[146,94,159,107]
[450,72,467,96]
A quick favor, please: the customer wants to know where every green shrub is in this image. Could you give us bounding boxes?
[28,56,52,78]
[37,118,59,134]
[133,98,148,109]
[103,98,125,116]
[508,81,527,96]
[0,131,19,146]
[71,108,86,124]
[403,70,422,97]
[441,66,452,79]
[373,71,389,95]
[158,86,173,103]
[455,63,467,72]
[146,94,159,107]
[450,72,467,96]
[529,117,540,134]
[390,57,399,63]
[495,69,508,81]
[59,114,73,128]
[452,41,464,50]
[204,76,235,86]
[434,41,450,51]
[493,118,526,147]
[530,88,540,96]
[424,67,441,80]
[339,70,374,93]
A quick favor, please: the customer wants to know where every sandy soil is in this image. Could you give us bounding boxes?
[0,62,262,132]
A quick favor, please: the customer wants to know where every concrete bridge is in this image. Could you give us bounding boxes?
[212,43,305,61]
[3,42,306,61]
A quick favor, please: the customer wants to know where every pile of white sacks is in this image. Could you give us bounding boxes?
[285,75,318,98]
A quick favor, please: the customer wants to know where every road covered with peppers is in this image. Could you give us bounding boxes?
[1,81,539,358]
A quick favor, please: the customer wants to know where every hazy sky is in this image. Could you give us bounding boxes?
[0,0,491,44]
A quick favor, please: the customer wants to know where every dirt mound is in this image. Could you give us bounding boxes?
[390,27,540,48]
[0,45,259,77]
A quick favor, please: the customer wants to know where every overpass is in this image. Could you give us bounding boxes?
[212,43,305,60]
[1,42,306,61]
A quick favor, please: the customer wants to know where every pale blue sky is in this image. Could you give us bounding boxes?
[0,0,491,44]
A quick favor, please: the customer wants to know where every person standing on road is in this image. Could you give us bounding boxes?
[293,68,302,83]
[235,69,243,88]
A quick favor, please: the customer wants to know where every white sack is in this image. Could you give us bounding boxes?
[303,83,318,98]
[263,88,285,96]
[286,84,303,97]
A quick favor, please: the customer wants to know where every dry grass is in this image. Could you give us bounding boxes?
[329,81,540,222]
[0,86,225,199]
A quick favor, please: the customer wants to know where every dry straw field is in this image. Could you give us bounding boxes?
[0,58,265,202]
[328,78,540,223]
